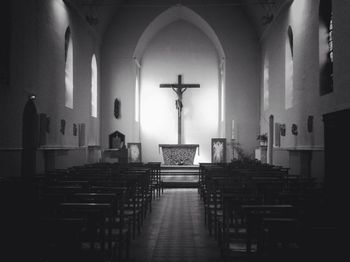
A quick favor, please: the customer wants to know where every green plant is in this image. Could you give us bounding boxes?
[230,140,254,162]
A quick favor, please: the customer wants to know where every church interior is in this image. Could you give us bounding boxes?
[0,0,345,261]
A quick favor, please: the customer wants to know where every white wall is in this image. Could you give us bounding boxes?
[140,20,219,163]
[101,5,260,162]
[260,0,350,180]
[0,0,101,176]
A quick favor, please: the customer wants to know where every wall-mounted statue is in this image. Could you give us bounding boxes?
[291,124,298,135]
[114,98,121,119]
[60,119,66,135]
[280,124,286,136]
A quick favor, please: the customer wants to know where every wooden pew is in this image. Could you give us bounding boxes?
[241,204,295,253]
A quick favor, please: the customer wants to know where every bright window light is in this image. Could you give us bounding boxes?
[65,27,73,109]
[91,54,98,117]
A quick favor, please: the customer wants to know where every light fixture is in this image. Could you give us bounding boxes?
[29,94,36,100]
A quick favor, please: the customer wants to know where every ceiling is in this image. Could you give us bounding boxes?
[66,0,289,38]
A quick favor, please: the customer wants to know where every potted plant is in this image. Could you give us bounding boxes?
[257,133,268,146]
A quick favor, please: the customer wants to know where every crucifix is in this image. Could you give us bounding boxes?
[160,74,200,144]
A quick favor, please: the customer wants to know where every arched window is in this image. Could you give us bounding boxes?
[65,27,73,108]
[134,58,141,123]
[91,54,98,117]
[285,26,293,109]
[319,0,333,95]
[263,54,269,111]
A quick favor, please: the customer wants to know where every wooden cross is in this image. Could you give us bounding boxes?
[160,75,200,144]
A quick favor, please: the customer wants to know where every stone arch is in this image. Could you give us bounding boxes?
[133,5,225,61]
[133,5,226,163]
[133,5,227,140]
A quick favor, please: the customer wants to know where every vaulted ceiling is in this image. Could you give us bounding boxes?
[66,0,289,38]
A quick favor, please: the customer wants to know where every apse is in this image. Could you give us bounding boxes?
[140,20,220,164]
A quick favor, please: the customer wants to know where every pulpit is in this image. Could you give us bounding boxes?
[159,144,199,165]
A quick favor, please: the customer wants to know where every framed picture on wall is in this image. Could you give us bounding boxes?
[211,138,226,163]
[127,143,142,163]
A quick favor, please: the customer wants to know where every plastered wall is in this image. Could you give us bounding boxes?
[0,0,101,176]
[260,0,350,180]
[101,4,261,163]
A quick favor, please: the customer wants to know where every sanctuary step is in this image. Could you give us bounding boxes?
[161,165,199,188]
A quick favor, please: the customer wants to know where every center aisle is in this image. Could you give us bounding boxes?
[128,189,225,262]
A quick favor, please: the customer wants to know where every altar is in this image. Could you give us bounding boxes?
[159,144,199,165]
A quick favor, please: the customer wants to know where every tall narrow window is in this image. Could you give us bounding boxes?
[319,0,333,95]
[135,58,141,122]
[91,54,98,117]
[263,55,269,111]
[65,27,73,108]
[220,58,225,123]
[285,26,293,109]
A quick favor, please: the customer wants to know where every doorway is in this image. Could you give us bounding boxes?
[21,96,38,177]
[323,108,349,211]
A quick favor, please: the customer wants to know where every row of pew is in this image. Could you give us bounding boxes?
[1,162,163,262]
[198,161,333,261]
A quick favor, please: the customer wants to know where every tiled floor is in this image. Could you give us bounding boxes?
[124,189,340,262]
[127,189,226,262]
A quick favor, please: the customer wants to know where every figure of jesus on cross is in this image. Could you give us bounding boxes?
[175,89,183,118]
[160,75,200,144]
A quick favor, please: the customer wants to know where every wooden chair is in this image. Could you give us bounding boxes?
[147,162,163,199]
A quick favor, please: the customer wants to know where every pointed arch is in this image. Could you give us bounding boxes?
[91,54,98,117]
[65,26,73,109]
[133,5,226,139]
[319,0,333,95]
[133,5,225,60]
[287,26,293,57]
[285,25,293,109]
[21,97,38,177]
[263,54,269,111]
